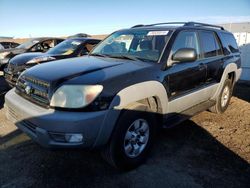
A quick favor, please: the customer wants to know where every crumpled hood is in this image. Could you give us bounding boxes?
[9,52,44,65]
[23,56,127,84]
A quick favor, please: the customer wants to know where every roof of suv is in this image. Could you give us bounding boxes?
[128,22,231,34]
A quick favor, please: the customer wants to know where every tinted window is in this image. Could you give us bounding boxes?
[171,31,200,57]
[17,39,39,49]
[1,42,8,48]
[92,30,171,62]
[10,42,19,48]
[47,39,82,55]
[200,31,222,58]
[55,39,64,45]
[219,33,239,55]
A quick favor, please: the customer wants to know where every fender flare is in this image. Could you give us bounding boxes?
[109,80,169,114]
[211,63,240,100]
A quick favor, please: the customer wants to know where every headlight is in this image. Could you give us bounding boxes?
[26,56,56,64]
[50,85,103,108]
[0,52,10,59]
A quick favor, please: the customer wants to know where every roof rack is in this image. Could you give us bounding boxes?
[184,22,224,30]
[131,21,224,30]
[131,22,186,28]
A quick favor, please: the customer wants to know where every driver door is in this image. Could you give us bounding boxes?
[164,31,207,112]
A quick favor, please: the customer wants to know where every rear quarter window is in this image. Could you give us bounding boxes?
[219,33,239,55]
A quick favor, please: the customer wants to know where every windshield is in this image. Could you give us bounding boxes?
[47,39,82,55]
[91,29,171,62]
[0,44,4,50]
[17,39,40,49]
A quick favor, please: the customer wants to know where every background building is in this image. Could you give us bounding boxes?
[220,22,250,81]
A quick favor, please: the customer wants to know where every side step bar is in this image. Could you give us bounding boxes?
[163,100,216,128]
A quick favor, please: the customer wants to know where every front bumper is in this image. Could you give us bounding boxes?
[5,89,120,149]
[4,68,17,87]
[235,68,242,82]
[0,59,9,70]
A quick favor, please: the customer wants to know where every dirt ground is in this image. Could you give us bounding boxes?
[0,73,249,188]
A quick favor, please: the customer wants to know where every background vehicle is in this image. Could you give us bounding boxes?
[67,33,91,38]
[5,22,241,170]
[0,37,64,71]
[0,41,20,49]
[4,38,101,87]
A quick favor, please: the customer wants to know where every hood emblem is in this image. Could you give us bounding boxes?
[25,85,32,95]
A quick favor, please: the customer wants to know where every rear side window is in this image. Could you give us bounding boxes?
[219,33,239,55]
[1,42,9,49]
[199,31,222,58]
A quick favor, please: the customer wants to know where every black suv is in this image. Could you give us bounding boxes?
[4,38,101,87]
[5,22,241,170]
[0,37,64,71]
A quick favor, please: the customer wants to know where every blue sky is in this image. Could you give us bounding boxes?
[0,0,250,38]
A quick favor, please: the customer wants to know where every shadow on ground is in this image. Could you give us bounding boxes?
[0,120,249,188]
[233,82,250,103]
[0,74,10,109]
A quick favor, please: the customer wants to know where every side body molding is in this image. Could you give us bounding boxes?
[109,81,169,114]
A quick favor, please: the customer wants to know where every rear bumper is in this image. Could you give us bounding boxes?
[5,89,120,149]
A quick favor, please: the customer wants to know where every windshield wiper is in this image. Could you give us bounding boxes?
[108,55,141,61]
[90,53,108,57]
[90,53,153,62]
[114,55,154,62]
[90,53,137,61]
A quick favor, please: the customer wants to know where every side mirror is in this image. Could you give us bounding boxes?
[172,48,197,62]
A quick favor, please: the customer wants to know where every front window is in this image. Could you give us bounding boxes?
[91,29,171,62]
[17,39,40,49]
[171,31,200,58]
[47,39,82,55]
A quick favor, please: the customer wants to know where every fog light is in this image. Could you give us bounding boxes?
[65,134,83,143]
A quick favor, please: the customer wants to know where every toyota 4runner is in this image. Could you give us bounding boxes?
[5,22,241,170]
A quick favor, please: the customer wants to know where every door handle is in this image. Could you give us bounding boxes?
[198,63,206,71]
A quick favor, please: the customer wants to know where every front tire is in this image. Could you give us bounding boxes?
[101,103,157,170]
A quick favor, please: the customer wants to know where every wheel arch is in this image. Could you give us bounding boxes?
[109,80,168,114]
[211,63,240,100]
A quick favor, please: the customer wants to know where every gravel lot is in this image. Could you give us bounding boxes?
[0,72,249,188]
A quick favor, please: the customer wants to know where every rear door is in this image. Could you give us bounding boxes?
[198,30,224,84]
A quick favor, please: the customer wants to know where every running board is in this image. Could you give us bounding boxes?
[163,100,216,128]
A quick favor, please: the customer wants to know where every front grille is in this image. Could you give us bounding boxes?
[16,75,51,108]
[25,76,50,88]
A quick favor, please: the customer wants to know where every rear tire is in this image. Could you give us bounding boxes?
[101,103,157,171]
[210,78,233,114]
